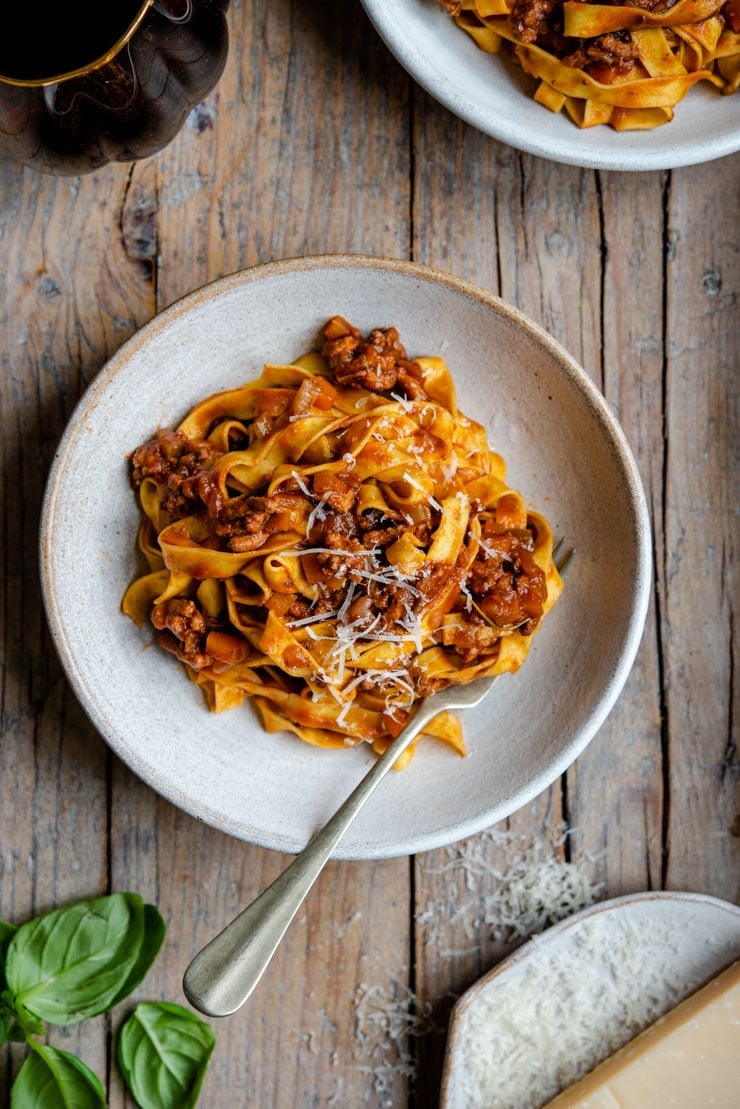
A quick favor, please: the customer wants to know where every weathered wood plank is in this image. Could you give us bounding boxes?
[409,84,608,1102]
[107,768,413,1109]
[156,0,412,305]
[108,2,415,1106]
[566,170,666,897]
[663,156,740,901]
[0,163,154,1098]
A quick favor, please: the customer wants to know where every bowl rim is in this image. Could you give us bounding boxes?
[40,253,652,857]
[440,890,740,1105]
[359,0,740,172]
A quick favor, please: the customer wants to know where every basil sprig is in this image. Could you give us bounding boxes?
[118,1002,216,1109]
[0,892,215,1108]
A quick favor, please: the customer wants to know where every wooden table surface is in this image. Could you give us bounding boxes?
[1,2,738,1106]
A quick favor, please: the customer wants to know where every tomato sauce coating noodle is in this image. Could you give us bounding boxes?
[123,319,563,767]
[439,0,740,129]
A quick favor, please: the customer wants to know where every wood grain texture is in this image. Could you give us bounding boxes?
[107,3,414,1107]
[0,166,154,1094]
[663,157,739,899]
[0,2,738,1107]
[567,170,666,897]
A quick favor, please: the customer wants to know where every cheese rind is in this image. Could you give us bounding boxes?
[546,960,740,1108]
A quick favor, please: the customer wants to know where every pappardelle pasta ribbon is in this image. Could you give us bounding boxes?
[441,0,740,129]
[123,318,562,767]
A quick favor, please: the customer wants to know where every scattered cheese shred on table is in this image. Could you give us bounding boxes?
[417,826,603,954]
[353,979,433,1105]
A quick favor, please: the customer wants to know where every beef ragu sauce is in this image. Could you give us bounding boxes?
[130,318,548,696]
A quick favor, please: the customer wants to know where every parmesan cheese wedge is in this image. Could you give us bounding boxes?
[546,960,740,1107]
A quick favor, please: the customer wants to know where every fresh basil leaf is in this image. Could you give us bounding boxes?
[107,903,166,1011]
[0,923,20,1045]
[0,920,17,990]
[6,893,164,1025]
[0,920,17,962]
[10,1042,105,1108]
[118,1002,215,1109]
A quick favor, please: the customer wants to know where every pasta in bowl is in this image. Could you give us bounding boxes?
[441,0,739,131]
[39,256,650,857]
[122,318,562,769]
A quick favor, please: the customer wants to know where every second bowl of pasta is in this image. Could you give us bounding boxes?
[360,0,740,170]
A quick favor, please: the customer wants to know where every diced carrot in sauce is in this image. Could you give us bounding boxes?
[291,376,338,415]
[255,389,293,419]
[382,710,410,738]
[265,593,296,616]
[324,315,358,341]
[586,63,618,85]
[313,376,338,410]
[205,631,250,665]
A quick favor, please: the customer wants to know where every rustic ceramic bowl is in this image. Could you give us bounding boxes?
[40,255,650,859]
[440,892,740,1107]
[360,0,740,171]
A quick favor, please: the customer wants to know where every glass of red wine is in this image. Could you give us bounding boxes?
[0,0,230,174]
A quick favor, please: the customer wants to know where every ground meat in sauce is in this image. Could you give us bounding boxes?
[312,470,360,513]
[464,530,547,634]
[503,0,650,75]
[132,438,308,551]
[562,31,640,73]
[322,315,427,396]
[438,0,710,97]
[305,510,369,586]
[509,0,557,44]
[151,598,214,670]
[131,430,223,522]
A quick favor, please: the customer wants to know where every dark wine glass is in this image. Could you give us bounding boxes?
[0,0,230,175]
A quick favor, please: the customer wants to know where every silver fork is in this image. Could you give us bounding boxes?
[183,540,574,1017]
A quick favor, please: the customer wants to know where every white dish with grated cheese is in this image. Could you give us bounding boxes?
[441,891,740,1109]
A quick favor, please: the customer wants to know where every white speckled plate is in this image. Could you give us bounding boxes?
[40,255,650,858]
[360,0,740,171]
[441,891,740,1108]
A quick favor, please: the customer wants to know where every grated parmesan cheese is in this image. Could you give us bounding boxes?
[444,905,740,1109]
[402,470,442,512]
[441,455,458,484]
[347,829,604,1105]
[389,390,414,411]
[353,978,433,1106]
[306,499,328,533]
[417,827,602,955]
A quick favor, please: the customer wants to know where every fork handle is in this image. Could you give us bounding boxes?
[182,697,439,1017]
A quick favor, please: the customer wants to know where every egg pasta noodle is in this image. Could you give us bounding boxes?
[123,318,562,767]
[440,0,740,129]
